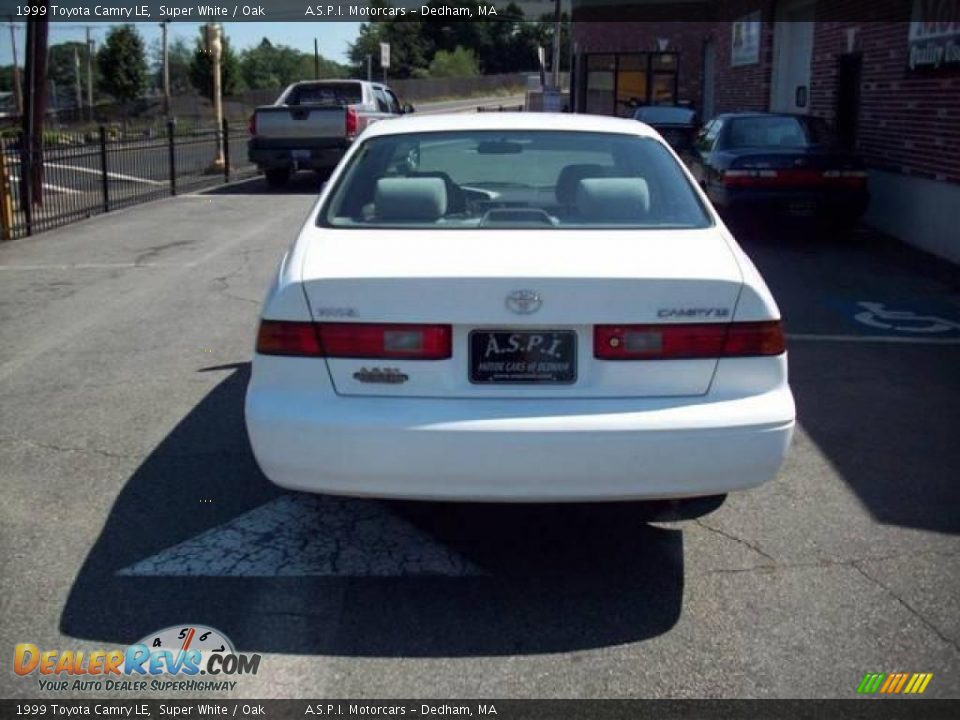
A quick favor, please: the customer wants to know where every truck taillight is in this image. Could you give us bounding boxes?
[256,321,452,359]
[594,321,785,359]
[247,113,256,136]
[345,107,358,140]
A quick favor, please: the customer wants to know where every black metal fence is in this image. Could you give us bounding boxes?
[0,120,257,240]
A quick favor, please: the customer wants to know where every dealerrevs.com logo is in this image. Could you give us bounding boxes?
[13,625,261,693]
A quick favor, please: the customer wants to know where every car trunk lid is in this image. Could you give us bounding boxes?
[300,227,743,398]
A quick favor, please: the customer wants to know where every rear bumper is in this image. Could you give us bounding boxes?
[248,138,349,171]
[245,361,795,502]
[709,185,869,218]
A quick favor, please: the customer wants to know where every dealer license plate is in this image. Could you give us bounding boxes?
[469,330,576,384]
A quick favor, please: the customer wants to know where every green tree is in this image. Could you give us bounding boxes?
[166,38,194,94]
[149,36,193,95]
[428,46,479,78]
[347,5,431,80]
[47,42,98,105]
[189,28,242,99]
[96,25,147,105]
[0,65,20,94]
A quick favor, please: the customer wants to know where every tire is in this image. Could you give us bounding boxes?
[636,494,727,522]
[264,168,291,189]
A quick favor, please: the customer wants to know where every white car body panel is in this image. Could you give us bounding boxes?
[245,113,795,502]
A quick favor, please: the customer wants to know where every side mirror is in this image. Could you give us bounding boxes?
[402,103,415,114]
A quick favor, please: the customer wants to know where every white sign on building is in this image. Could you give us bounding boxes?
[731,11,761,67]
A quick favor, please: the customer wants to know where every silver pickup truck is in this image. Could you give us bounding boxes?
[247,80,413,187]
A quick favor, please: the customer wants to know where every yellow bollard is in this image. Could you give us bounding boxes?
[0,139,13,240]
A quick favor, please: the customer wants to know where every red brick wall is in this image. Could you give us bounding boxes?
[573,3,960,185]
[711,19,775,113]
[809,21,960,184]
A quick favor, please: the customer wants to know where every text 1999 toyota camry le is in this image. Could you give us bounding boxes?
[245,113,795,502]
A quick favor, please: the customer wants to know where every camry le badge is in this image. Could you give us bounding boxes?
[506,290,542,315]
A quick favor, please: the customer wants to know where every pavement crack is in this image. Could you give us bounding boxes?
[851,562,960,654]
[211,257,261,307]
[0,433,135,460]
[134,240,194,266]
[694,518,778,565]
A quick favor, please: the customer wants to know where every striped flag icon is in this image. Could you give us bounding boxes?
[857,672,933,694]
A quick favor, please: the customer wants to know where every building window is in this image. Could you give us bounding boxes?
[581,52,679,116]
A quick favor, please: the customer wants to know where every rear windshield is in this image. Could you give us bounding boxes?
[319,131,711,230]
[285,82,362,107]
[725,115,836,149]
[633,107,697,124]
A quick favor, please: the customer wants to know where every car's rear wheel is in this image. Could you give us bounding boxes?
[637,494,727,522]
[265,168,291,189]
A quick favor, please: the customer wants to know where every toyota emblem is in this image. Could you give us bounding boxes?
[506,290,542,315]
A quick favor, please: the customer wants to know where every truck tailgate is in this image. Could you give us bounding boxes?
[254,106,345,141]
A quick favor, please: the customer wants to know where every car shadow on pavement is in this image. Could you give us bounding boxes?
[61,363,684,657]
[788,342,960,535]
[734,218,960,535]
[204,172,329,196]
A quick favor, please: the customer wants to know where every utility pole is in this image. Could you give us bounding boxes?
[551,0,562,90]
[85,27,94,122]
[314,38,319,79]
[366,54,372,82]
[161,20,170,118]
[21,12,49,215]
[73,46,82,114]
[205,23,225,173]
[8,20,23,115]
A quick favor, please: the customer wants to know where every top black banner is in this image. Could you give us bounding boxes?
[0,0,918,23]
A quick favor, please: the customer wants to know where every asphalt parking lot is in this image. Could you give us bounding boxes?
[0,170,958,699]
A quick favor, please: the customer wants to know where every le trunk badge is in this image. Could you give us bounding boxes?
[353,367,409,384]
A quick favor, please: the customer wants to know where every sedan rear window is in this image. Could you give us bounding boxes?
[724,116,835,149]
[320,131,711,229]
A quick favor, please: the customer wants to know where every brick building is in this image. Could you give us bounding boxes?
[571,0,960,263]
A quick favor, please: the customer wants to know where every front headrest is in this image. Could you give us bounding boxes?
[575,178,650,221]
[375,177,447,221]
[555,164,613,205]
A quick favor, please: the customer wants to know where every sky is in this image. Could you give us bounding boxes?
[0,22,363,67]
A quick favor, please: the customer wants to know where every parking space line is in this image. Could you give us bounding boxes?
[788,333,960,345]
[118,494,485,578]
[45,162,165,186]
[8,174,83,195]
[0,262,182,270]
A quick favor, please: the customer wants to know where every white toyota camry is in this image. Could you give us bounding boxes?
[245,112,795,503]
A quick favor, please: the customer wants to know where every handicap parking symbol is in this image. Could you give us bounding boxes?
[850,300,960,337]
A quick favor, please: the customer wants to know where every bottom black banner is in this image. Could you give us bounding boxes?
[2,699,959,720]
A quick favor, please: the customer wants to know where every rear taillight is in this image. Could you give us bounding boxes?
[822,169,868,187]
[594,321,785,360]
[256,321,322,356]
[318,323,451,359]
[255,321,452,359]
[722,168,779,187]
[723,167,867,188]
[345,107,358,140]
[247,113,256,136]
